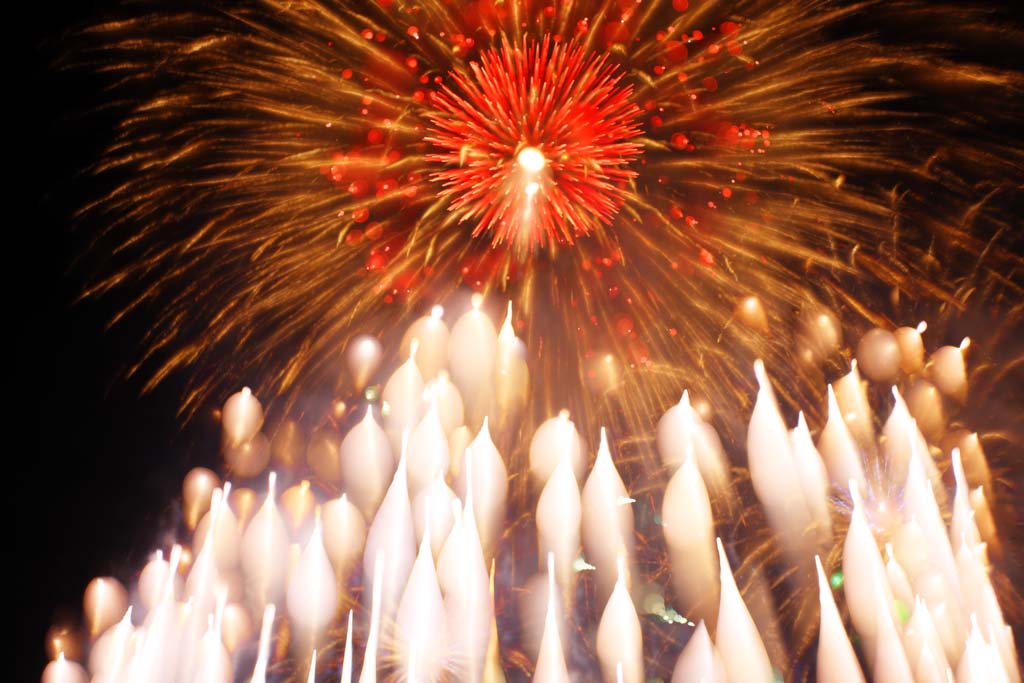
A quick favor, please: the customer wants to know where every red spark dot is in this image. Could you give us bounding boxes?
[615,316,634,335]
[671,133,689,148]
[366,252,386,271]
[653,65,666,76]
[669,205,683,219]
[346,229,364,245]
[702,76,718,91]
[361,28,374,40]
[672,0,688,10]
[665,41,688,62]
[544,5,556,17]
[727,41,743,55]
[367,129,384,144]
[722,187,732,198]
[608,285,620,297]
[707,44,721,55]
[407,25,420,39]
[375,31,386,42]
[576,19,589,34]
[691,30,704,40]
[348,180,368,196]
[650,115,663,126]
[406,56,419,69]
[721,21,740,35]
[699,248,715,266]
[669,327,678,336]
[383,294,394,303]
[353,207,370,223]
[341,68,353,79]
[426,38,643,250]
[677,71,688,82]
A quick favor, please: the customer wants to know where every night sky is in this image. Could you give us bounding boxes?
[24,3,221,680]
[21,2,1024,682]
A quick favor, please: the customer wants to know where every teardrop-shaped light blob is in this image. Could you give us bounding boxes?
[831,361,874,451]
[363,446,416,622]
[394,502,447,683]
[529,410,586,488]
[814,556,865,683]
[714,538,774,683]
[286,515,338,646]
[339,406,395,520]
[883,387,942,499]
[240,474,290,613]
[595,558,643,683]
[656,390,729,496]
[893,321,926,375]
[662,447,718,624]
[790,413,833,546]
[406,396,451,498]
[841,480,897,668]
[346,333,384,391]
[193,484,242,573]
[448,294,498,429]
[438,498,493,682]
[536,445,581,601]
[454,418,508,561]
[401,306,450,380]
[817,384,867,495]
[41,653,88,683]
[493,302,529,434]
[321,494,366,586]
[927,339,969,404]
[383,347,426,452]
[671,620,726,683]
[582,428,635,605]
[222,387,264,448]
[425,370,464,436]
[747,360,817,559]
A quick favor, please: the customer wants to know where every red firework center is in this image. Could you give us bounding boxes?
[426,37,644,252]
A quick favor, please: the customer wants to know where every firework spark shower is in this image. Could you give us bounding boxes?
[21,0,1024,682]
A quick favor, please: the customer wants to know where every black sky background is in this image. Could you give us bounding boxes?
[20,1,1024,682]
[23,3,222,680]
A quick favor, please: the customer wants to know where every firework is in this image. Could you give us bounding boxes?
[42,0,1024,680]
[39,306,1022,682]
[74,0,1021,436]
[426,36,643,251]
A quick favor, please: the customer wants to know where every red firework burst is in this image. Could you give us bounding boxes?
[426,37,644,252]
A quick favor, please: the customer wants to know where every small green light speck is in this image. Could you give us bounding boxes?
[894,599,910,624]
[830,571,844,590]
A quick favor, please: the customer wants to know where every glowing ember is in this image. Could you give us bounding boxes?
[426,37,643,252]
